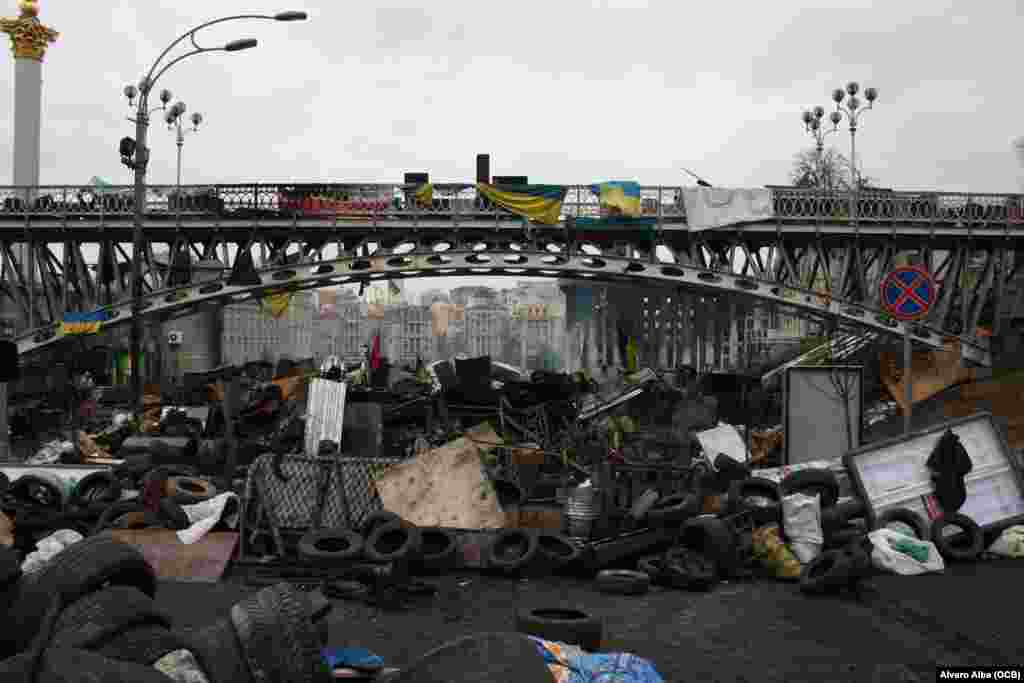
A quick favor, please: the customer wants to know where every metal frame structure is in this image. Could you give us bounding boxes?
[1,183,1022,366]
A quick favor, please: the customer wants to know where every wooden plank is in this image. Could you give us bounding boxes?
[109,529,238,582]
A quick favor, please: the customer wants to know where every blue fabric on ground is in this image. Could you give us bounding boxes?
[322,647,384,672]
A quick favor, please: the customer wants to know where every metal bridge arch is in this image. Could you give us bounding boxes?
[13,235,993,365]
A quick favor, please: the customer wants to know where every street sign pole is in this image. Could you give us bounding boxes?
[880,265,937,438]
[903,326,912,435]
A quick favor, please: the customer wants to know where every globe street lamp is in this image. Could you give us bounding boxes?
[164,101,203,214]
[801,105,842,189]
[122,11,308,417]
[831,81,878,188]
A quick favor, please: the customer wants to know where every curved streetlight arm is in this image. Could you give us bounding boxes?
[148,47,226,95]
[142,14,281,91]
[834,100,874,126]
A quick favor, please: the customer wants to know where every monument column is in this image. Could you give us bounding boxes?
[2,1,58,329]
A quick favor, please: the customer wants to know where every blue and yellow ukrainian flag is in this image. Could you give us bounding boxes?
[413,183,433,206]
[476,183,567,225]
[260,290,293,319]
[60,310,109,335]
[591,181,642,217]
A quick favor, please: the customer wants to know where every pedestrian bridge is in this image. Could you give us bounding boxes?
[1,182,1022,365]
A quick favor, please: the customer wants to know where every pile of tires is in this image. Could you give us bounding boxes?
[0,534,333,682]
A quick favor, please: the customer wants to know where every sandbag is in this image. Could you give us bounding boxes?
[987,525,1024,558]
[867,528,944,575]
[781,492,823,564]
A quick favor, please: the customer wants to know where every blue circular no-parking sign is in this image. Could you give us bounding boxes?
[880,265,935,322]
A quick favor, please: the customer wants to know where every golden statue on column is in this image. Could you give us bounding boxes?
[1,1,59,62]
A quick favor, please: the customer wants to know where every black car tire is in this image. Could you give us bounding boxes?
[780,469,840,508]
[931,513,984,562]
[645,493,700,527]
[535,532,581,570]
[873,507,930,540]
[726,477,783,518]
[363,522,422,564]
[69,472,122,507]
[297,528,365,566]
[157,499,191,530]
[824,523,866,550]
[679,515,737,578]
[662,547,717,591]
[8,535,156,653]
[92,500,148,535]
[636,555,665,582]
[821,499,867,530]
[360,511,402,539]
[595,569,650,596]
[414,527,459,573]
[52,585,170,650]
[515,607,603,652]
[800,549,854,594]
[487,529,539,572]
[166,477,217,505]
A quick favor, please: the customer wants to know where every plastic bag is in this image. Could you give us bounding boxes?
[987,525,1024,558]
[782,492,823,563]
[867,528,944,575]
[21,528,84,574]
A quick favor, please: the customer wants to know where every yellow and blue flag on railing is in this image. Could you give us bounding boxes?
[476,183,567,225]
[591,181,642,217]
[413,183,433,206]
[60,310,110,336]
[260,290,293,319]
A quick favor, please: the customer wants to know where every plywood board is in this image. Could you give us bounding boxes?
[109,529,238,582]
[785,366,863,465]
[373,423,506,529]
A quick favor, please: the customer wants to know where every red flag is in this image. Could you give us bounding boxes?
[370,334,382,370]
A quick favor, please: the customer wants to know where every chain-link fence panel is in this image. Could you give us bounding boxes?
[242,452,407,556]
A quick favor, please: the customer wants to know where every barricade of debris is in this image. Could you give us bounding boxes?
[3,345,1024,681]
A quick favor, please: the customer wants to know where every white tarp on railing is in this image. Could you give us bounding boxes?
[683,187,774,231]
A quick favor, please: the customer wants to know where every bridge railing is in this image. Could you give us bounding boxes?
[0,184,1021,226]
[769,186,1024,225]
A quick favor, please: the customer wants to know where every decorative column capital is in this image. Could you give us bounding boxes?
[1,2,58,62]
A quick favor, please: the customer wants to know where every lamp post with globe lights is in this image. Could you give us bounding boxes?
[831,82,878,188]
[164,101,203,217]
[801,105,843,189]
[121,11,308,417]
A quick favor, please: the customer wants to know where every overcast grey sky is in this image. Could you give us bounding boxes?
[2,0,1022,192]
[2,1,1023,299]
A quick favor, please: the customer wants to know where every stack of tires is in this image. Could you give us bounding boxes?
[0,535,332,682]
[298,510,584,579]
[0,467,222,558]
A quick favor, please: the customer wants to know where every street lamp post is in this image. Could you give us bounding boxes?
[165,101,203,218]
[801,105,842,189]
[831,82,878,188]
[122,11,307,418]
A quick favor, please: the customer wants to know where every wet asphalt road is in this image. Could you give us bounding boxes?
[155,559,1024,682]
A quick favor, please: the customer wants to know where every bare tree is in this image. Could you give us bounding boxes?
[791,146,876,191]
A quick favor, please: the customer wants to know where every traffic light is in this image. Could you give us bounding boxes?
[119,137,137,169]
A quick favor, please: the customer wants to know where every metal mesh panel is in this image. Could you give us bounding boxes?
[244,452,406,539]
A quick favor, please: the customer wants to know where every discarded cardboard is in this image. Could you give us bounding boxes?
[879,338,976,415]
[109,529,238,582]
[373,423,507,529]
[940,373,1024,451]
